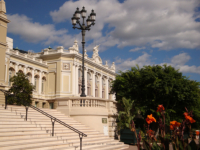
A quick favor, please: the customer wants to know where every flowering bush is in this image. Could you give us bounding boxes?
[132,105,198,150]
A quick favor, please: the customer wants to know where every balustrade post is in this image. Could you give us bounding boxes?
[5,95,7,109]
[25,106,28,121]
[51,119,56,136]
[79,134,83,150]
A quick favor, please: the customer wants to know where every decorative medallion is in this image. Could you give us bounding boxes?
[63,63,70,70]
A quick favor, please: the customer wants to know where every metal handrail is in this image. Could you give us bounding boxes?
[30,105,87,137]
[29,105,86,150]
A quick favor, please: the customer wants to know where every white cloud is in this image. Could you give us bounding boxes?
[169,53,200,74]
[115,53,152,71]
[7,14,67,43]
[7,14,84,50]
[50,0,200,51]
[171,53,191,65]
[115,52,200,75]
[129,47,146,52]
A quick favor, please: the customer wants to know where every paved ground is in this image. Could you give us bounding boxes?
[123,145,138,150]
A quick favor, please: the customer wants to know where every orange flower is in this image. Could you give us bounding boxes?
[157,105,165,112]
[146,114,156,124]
[196,131,199,135]
[185,115,196,123]
[170,121,181,130]
[170,125,174,130]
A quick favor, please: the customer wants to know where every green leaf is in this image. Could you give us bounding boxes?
[152,142,162,150]
[143,139,151,150]
[187,140,197,150]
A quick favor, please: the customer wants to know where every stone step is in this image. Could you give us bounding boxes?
[0,133,52,140]
[0,137,57,147]
[5,105,58,111]
[0,130,97,136]
[0,121,86,127]
[42,140,124,150]
[0,139,71,150]
[0,105,128,150]
[24,139,119,150]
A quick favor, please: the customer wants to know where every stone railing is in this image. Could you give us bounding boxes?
[54,97,118,117]
[72,99,106,108]
[7,49,47,65]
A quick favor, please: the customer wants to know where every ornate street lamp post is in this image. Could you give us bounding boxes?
[71,7,96,97]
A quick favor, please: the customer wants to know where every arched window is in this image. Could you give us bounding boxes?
[87,72,91,96]
[95,75,98,97]
[78,69,82,94]
[8,68,15,86]
[42,77,46,94]
[18,70,23,74]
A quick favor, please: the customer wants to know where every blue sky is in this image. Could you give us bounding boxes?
[5,0,200,82]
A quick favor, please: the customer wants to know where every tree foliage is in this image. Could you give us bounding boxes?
[111,64,200,128]
[117,97,135,130]
[6,72,35,106]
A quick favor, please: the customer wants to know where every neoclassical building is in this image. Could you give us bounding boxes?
[0,0,117,138]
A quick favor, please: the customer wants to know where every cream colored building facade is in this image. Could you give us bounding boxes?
[0,0,118,138]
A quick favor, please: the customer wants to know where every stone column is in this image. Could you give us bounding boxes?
[105,77,108,99]
[15,63,18,74]
[99,74,102,98]
[39,71,42,95]
[24,65,27,74]
[92,71,95,97]
[85,68,87,96]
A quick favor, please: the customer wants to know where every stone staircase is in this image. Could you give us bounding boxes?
[0,105,128,150]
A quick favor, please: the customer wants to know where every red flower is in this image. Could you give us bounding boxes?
[157,105,165,113]
[146,114,156,124]
[185,115,196,123]
[183,112,189,117]
[147,130,154,136]
[170,121,181,130]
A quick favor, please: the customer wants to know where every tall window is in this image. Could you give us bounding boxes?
[34,75,39,92]
[42,77,46,93]
[34,78,37,91]
[78,69,82,94]
[108,80,111,99]
[102,78,105,98]
[8,68,15,86]
[87,72,91,96]
[95,75,98,97]
[18,70,23,74]
[8,70,12,86]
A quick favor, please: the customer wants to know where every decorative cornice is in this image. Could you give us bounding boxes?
[8,52,48,68]
[0,15,10,23]
[0,41,6,46]
[9,60,47,73]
